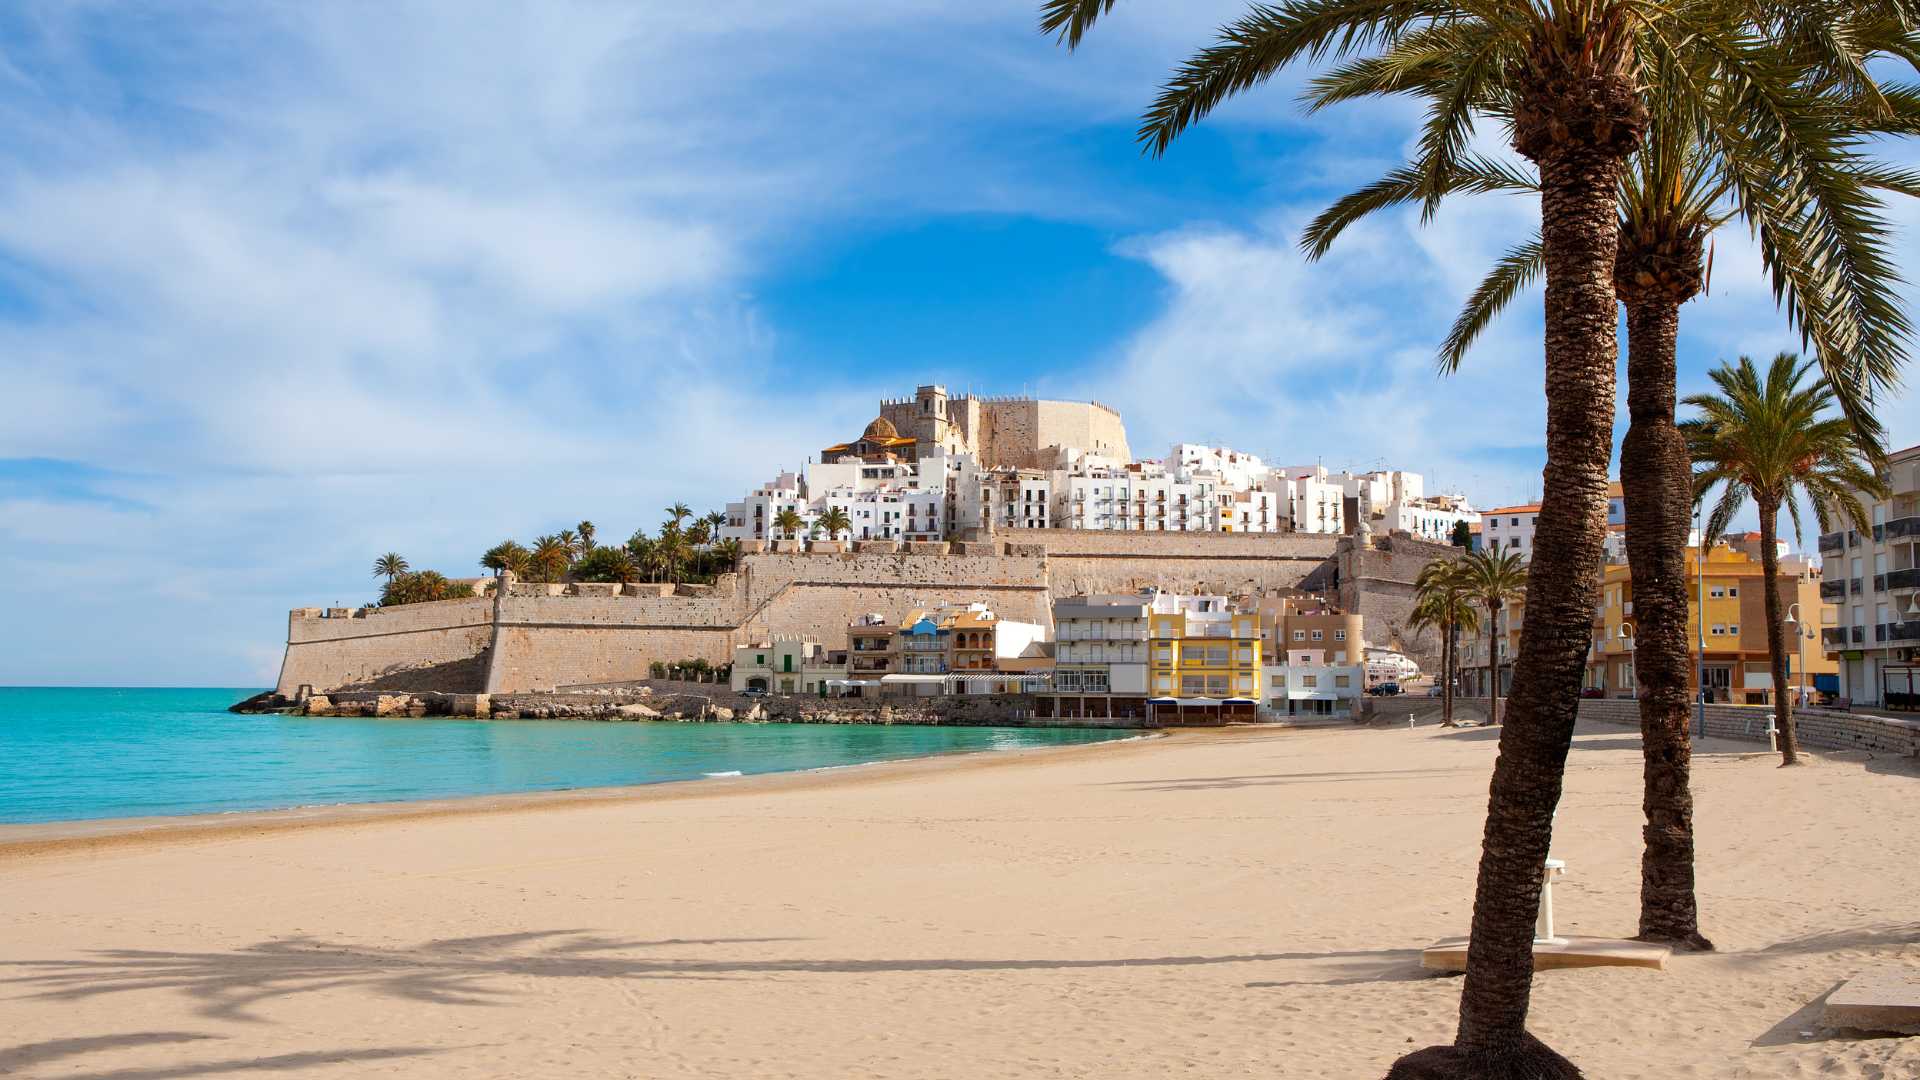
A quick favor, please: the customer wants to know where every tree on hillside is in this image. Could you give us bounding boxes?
[1684,354,1885,766]
[372,553,409,583]
[573,545,640,584]
[1449,520,1471,548]
[714,538,743,573]
[819,506,854,541]
[529,535,571,584]
[773,508,804,540]
[1039,2,1905,1070]
[481,540,531,579]
[379,570,473,607]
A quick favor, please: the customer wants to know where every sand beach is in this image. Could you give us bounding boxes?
[2,720,1916,1079]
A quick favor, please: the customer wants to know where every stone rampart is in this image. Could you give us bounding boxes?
[270,535,1353,696]
[275,597,496,696]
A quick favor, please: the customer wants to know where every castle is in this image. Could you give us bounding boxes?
[271,530,1456,698]
[821,385,1130,470]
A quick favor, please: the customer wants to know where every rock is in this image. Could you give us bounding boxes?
[710,706,735,721]
[743,703,765,722]
[302,695,333,716]
[616,704,661,719]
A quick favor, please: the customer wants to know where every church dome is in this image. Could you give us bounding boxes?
[863,416,899,440]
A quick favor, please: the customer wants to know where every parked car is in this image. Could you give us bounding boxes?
[1580,686,1604,699]
[741,686,769,698]
[1368,682,1401,697]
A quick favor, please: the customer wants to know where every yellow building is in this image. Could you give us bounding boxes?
[1588,542,1835,703]
[1148,594,1261,721]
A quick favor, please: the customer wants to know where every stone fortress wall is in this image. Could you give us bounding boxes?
[272,530,1353,697]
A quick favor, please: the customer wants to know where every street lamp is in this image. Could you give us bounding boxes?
[1617,623,1635,698]
[1783,603,1819,712]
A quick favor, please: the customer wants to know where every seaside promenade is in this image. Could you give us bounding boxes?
[2,721,1914,1079]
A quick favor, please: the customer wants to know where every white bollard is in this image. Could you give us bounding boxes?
[1536,858,1568,945]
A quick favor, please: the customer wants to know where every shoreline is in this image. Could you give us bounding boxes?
[0,727,1187,861]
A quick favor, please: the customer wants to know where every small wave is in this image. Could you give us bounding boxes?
[703,770,744,778]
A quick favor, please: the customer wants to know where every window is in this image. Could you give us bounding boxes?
[1727,624,1739,636]
[1335,675,1351,688]
[1302,675,1318,687]
[1334,629,1346,641]
[1311,629,1324,641]
[1292,630,1306,642]
[1272,674,1287,687]
[1709,585,1726,598]
[1726,586,1738,598]
[1711,624,1726,636]
[1181,675,1206,695]
[1333,651,1347,663]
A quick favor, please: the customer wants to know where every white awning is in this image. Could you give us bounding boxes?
[879,674,949,684]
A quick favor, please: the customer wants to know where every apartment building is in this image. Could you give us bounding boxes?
[1040,593,1153,720]
[1580,542,1835,704]
[1147,593,1262,721]
[1819,443,1920,708]
[1254,598,1366,717]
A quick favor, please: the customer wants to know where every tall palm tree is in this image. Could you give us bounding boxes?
[1684,354,1885,766]
[1302,23,1919,952]
[481,540,531,579]
[687,520,713,547]
[372,553,409,583]
[1411,558,1479,728]
[819,506,854,541]
[665,502,692,532]
[529,535,571,584]
[1049,2,1919,1059]
[576,521,597,555]
[655,528,692,584]
[703,510,728,538]
[772,508,804,540]
[1456,547,1529,726]
[714,538,743,573]
[625,531,660,583]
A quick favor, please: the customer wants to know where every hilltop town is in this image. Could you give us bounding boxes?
[260,383,1861,725]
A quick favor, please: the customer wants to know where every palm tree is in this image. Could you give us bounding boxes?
[529,535,571,584]
[626,531,661,583]
[481,540,531,579]
[714,538,743,573]
[1043,4,1916,1066]
[1411,558,1479,728]
[1684,354,1885,766]
[687,520,713,547]
[372,553,409,583]
[576,521,597,555]
[655,528,691,584]
[772,508,804,540]
[1456,548,1529,726]
[818,506,854,541]
[665,502,692,532]
[703,510,728,538]
[556,529,578,562]
[1302,27,1918,953]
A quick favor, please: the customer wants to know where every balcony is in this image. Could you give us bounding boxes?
[1880,621,1920,644]
[1820,579,1848,601]
[1874,568,1920,593]
[1885,515,1920,542]
[1819,531,1846,554]
[1822,627,1848,648]
[1850,577,1864,597]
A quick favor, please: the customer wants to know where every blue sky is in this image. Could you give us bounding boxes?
[1,1,1915,686]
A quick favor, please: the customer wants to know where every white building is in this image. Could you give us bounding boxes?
[1264,646,1366,717]
[731,639,847,695]
[1380,493,1479,543]
[1479,502,1541,556]
[1267,466,1349,534]
[1821,442,1920,707]
[1051,594,1151,695]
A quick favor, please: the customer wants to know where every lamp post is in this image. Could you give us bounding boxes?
[1618,622,1635,699]
[1695,507,1708,736]
[1783,603,1822,709]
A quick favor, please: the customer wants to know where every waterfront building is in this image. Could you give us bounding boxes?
[1819,442,1920,708]
[880,603,1047,696]
[731,639,848,695]
[1048,593,1151,706]
[1148,593,1262,720]
[847,613,895,684]
[1254,598,1365,717]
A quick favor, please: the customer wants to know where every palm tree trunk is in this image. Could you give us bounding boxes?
[1392,81,1638,1079]
[1487,603,1501,725]
[1758,499,1800,765]
[1620,298,1713,950]
[1443,622,1456,726]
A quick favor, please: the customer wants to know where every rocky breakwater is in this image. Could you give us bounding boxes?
[271,683,1133,728]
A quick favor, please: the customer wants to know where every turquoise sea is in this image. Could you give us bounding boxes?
[0,687,1130,826]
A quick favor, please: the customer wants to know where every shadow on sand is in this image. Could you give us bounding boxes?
[0,1032,439,1080]
[1,930,1409,1024]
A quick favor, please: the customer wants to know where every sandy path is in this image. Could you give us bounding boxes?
[1,720,1916,1079]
